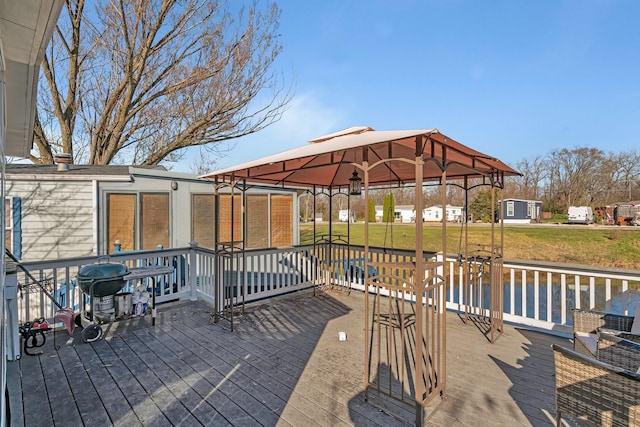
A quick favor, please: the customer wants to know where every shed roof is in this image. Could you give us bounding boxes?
[5,164,163,177]
[4,164,212,184]
[202,127,519,189]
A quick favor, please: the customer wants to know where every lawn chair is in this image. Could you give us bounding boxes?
[597,331,640,373]
[571,308,639,357]
[552,344,640,426]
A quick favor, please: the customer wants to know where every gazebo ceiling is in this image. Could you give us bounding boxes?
[201,126,520,189]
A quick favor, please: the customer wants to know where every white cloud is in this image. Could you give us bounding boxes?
[172,91,346,173]
[263,92,343,143]
[216,91,345,168]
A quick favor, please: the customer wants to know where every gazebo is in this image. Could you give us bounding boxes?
[202,126,519,425]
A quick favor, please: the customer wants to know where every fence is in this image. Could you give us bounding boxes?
[11,243,640,337]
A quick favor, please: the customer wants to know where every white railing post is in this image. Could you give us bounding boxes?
[5,262,20,361]
[189,242,198,301]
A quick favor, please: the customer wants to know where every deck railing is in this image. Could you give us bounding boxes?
[193,245,320,308]
[316,244,640,337]
[10,243,640,337]
[11,244,321,325]
[12,247,196,324]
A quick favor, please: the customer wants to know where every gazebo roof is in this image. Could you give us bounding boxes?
[201,126,519,189]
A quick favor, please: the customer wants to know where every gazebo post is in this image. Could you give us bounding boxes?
[327,187,333,288]
[213,177,220,323]
[347,188,351,278]
[489,173,505,343]
[229,174,235,331]
[313,185,317,295]
[241,178,247,315]
[414,151,425,425]
[363,157,370,403]
[440,169,448,400]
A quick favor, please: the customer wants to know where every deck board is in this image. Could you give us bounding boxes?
[56,342,111,426]
[8,289,570,426]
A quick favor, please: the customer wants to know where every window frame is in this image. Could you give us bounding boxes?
[104,191,172,253]
[191,193,216,250]
[4,197,13,253]
[4,197,21,258]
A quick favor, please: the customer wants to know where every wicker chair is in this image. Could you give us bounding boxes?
[553,344,640,426]
[598,331,640,373]
[572,308,639,357]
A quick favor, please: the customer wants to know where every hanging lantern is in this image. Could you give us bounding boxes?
[349,169,362,196]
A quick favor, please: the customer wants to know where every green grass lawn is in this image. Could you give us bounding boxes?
[300,223,640,269]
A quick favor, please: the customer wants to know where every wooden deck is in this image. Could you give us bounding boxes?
[7,289,571,426]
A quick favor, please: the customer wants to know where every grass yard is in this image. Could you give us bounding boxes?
[300,223,640,269]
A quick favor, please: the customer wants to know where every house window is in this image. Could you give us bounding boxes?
[218,194,242,244]
[5,197,22,257]
[140,193,169,249]
[5,198,12,252]
[271,194,293,247]
[107,194,136,251]
[191,194,215,249]
[106,192,170,252]
[247,195,269,248]
[507,201,515,217]
[190,192,295,250]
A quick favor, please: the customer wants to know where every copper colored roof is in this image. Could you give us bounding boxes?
[202,127,519,189]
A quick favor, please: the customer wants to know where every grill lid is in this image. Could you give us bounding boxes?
[78,263,129,279]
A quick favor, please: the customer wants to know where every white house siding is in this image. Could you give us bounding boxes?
[6,178,96,261]
[446,207,463,222]
[374,205,415,223]
[396,206,414,223]
[423,206,442,222]
[6,165,300,261]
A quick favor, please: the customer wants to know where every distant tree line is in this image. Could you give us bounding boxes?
[506,147,640,213]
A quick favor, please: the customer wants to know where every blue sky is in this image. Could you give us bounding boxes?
[181,0,640,173]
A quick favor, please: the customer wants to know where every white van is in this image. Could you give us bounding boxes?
[567,206,594,224]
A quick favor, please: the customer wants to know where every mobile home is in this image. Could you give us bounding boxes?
[502,199,542,224]
[423,205,464,222]
[5,164,299,261]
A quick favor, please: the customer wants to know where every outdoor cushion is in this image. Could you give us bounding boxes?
[631,303,640,335]
[574,331,597,356]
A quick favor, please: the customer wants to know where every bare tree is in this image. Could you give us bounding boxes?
[546,147,605,209]
[513,156,547,200]
[35,0,290,167]
[614,149,640,201]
